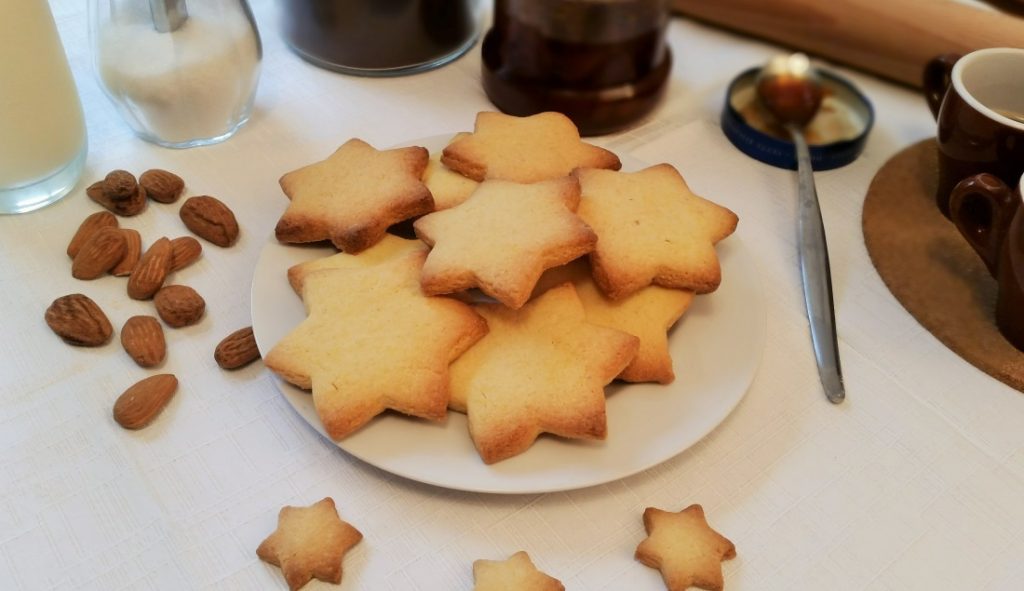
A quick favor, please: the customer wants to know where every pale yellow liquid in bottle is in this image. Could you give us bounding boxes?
[0,0,86,188]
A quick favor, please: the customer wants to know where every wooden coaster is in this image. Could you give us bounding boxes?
[863,139,1024,392]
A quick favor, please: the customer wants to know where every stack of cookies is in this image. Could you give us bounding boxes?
[265,111,738,464]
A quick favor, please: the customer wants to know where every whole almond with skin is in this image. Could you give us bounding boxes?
[88,180,147,216]
[121,315,166,367]
[113,374,178,429]
[153,284,205,327]
[140,169,185,204]
[102,170,138,201]
[67,211,118,259]
[179,196,239,247]
[128,237,171,300]
[215,326,260,369]
[45,294,113,346]
[86,181,106,204]
[72,227,127,280]
[111,228,142,276]
[168,236,202,272]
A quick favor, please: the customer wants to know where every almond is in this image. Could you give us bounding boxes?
[169,236,202,272]
[67,211,118,259]
[140,169,185,204]
[72,227,127,280]
[112,374,178,429]
[111,228,142,277]
[214,326,260,369]
[127,237,172,300]
[45,294,113,346]
[102,170,138,201]
[86,181,106,205]
[121,315,166,367]
[153,284,205,328]
[179,196,239,247]
[88,180,147,216]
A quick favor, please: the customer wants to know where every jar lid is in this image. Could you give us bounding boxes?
[720,67,874,171]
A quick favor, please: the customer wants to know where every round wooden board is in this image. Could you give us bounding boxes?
[862,139,1024,392]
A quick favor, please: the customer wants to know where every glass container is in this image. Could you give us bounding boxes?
[482,0,672,136]
[89,0,262,148]
[0,0,88,214]
[280,0,481,76]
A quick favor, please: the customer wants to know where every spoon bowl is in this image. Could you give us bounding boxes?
[756,53,825,129]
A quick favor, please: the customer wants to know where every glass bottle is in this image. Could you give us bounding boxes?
[89,0,262,148]
[482,0,672,136]
[0,0,88,214]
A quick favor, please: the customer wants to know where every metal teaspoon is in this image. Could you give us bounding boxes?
[756,53,845,404]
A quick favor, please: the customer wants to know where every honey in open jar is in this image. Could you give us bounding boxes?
[482,0,672,136]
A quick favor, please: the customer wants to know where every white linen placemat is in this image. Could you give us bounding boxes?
[4,112,1022,590]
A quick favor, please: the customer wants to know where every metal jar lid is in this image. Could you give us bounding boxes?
[721,66,875,171]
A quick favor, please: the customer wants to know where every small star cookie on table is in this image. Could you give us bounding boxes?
[414,176,597,309]
[575,164,738,300]
[473,551,565,591]
[535,259,695,384]
[275,138,433,253]
[264,251,488,439]
[450,282,639,463]
[441,111,621,183]
[635,504,737,591]
[256,497,362,591]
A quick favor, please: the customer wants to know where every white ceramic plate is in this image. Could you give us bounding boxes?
[250,137,765,494]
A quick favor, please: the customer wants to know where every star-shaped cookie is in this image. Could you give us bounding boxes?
[256,497,362,591]
[450,283,639,463]
[473,551,565,591]
[423,133,479,211]
[275,138,433,253]
[441,111,621,183]
[414,176,597,309]
[264,251,488,439]
[535,259,695,384]
[286,233,427,295]
[635,504,737,591]
[575,164,738,299]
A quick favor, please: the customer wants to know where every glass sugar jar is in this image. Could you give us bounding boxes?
[90,0,262,148]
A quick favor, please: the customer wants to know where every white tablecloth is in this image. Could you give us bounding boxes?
[3,1,1023,589]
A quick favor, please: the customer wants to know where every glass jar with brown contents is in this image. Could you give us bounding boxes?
[482,0,672,136]
[281,0,481,76]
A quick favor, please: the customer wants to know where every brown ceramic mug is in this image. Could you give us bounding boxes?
[924,48,1024,219]
[949,172,1024,351]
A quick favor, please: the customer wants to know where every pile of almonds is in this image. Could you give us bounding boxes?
[45,168,260,430]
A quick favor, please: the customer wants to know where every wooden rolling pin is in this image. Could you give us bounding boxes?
[672,0,1024,87]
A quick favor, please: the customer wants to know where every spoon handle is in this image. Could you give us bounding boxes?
[791,127,845,403]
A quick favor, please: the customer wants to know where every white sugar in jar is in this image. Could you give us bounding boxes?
[91,0,261,148]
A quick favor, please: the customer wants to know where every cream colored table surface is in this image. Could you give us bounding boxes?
[3,1,1023,589]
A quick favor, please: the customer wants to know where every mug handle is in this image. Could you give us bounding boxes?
[949,173,1018,276]
[923,53,961,119]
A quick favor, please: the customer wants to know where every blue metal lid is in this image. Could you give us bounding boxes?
[721,67,874,171]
